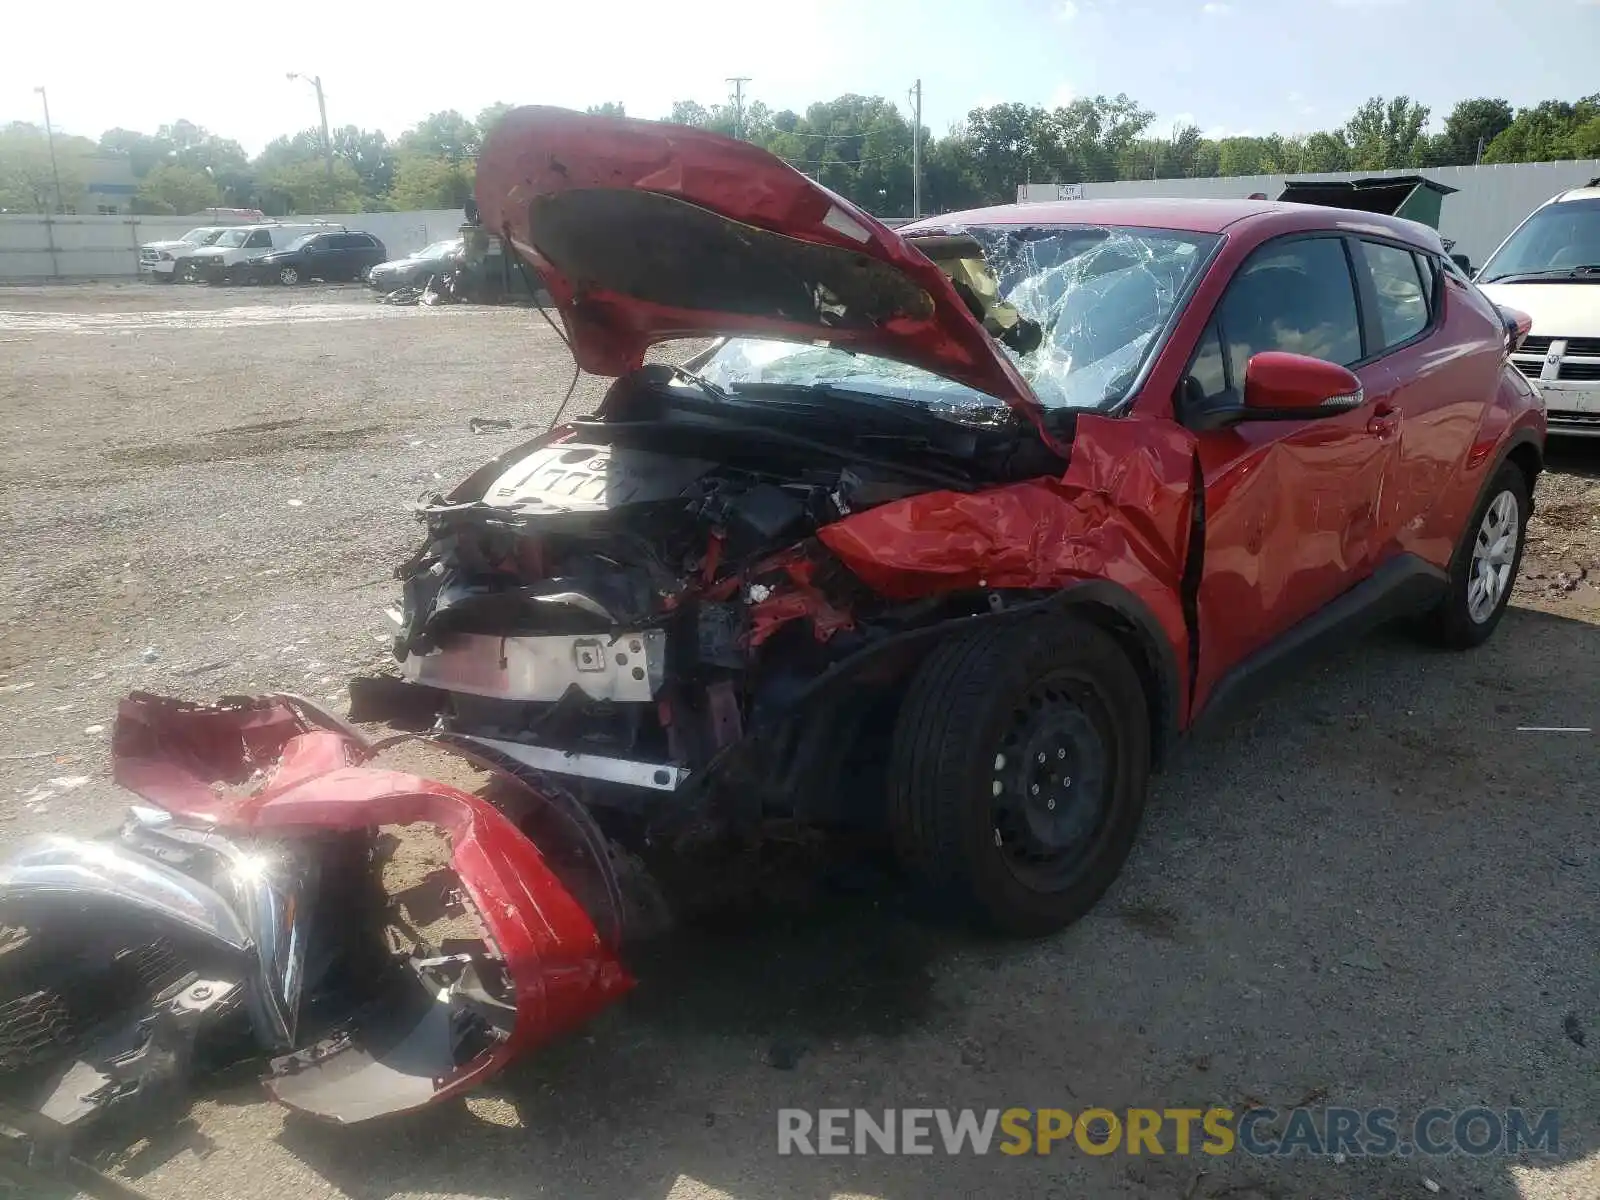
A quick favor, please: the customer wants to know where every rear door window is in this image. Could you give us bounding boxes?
[1358,240,1431,350]
[1215,237,1364,386]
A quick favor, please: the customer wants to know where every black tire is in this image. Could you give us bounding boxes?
[887,616,1151,936]
[1418,462,1530,649]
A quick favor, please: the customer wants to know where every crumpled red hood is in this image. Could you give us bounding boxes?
[473,105,1044,420]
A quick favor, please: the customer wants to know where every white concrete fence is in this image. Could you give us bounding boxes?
[0,209,470,282]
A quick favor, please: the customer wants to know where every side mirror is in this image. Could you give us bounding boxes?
[1450,253,1473,275]
[1495,304,1532,353]
[1242,351,1365,420]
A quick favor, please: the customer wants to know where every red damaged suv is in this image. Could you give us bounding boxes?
[363,106,1544,937]
[360,105,1536,940]
[0,108,1545,1137]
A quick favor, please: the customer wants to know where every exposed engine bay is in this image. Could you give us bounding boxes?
[357,362,1067,843]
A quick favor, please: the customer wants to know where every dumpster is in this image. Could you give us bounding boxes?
[1275,175,1457,232]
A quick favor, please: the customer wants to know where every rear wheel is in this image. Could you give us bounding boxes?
[1419,462,1530,648]
[887,616,1151,936]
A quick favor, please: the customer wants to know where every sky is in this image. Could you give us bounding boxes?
[3,0,1599,154]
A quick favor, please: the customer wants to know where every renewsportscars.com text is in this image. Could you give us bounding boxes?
[776,1107,1561,1158]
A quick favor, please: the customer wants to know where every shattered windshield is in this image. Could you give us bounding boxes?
[1478,198,1600,282]
[697,224,1217,412]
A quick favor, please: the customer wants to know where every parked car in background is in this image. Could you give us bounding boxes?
[1475,181,1600,437]
[365,237,465,291]
[230,230,388,285]
[176,222,344,283]
[138,227,228,281]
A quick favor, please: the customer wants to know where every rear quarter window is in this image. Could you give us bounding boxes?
[1359,240,1431,350]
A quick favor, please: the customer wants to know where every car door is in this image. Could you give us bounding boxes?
[301,234,337,279]
[1350,238,1502,568]
[349,234,382,275]
[1178,234,1403,703]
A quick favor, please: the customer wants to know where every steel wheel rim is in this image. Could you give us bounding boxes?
[1467,489,1519,624]
[989,674,1112,893]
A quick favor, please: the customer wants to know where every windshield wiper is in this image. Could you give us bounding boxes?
[1479,266,1600,284]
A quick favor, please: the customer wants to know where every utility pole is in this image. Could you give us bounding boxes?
[288,72,333,182]
[33,87,63,214]
[727,76,751,140]
[1475,135,1485,165]
[909,79,922,218]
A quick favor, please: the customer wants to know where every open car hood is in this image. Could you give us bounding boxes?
[474,106,1044,419]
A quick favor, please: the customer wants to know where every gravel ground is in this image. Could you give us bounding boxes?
[0,283,1596,1200]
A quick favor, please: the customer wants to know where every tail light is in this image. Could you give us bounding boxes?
[1496,304,1533,355]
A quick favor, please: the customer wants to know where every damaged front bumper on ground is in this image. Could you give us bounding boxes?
[0,692,630,1149]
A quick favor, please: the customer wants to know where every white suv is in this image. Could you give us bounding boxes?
[138,227,229,282]
[1476,181,1600,437]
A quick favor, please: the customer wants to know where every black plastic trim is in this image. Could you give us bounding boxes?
[1194,552,1449,729]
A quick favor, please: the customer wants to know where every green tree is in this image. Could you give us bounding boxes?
[1300,130,1352,171]
[667,100,712,128]
[1435,98,1515,165]
[962,104,1060,199]
[1484,95,1600,162]
[396,110,479,163]
[388,155,474,210]
[0,122,89,212]
[1343,96,1431,170]
[331,126,394,199]
[258,158,364,214]
[1052,94,1156,181]
[476,102,516,139]
[585,102,627,119]
[135,163,218,215]
[98,128,174,177]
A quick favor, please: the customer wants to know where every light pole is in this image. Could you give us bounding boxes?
[287,72,333,182]
[726,76,750,140]
[33,86,63,214]
[908,79,922,219]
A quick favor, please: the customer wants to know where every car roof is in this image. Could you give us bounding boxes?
[900,196,1444,254]
[1550,184,1600,204]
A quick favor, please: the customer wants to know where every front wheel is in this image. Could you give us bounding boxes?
[278,265,301,286]
[887,616,1151,936]
[1418,462,1530,649]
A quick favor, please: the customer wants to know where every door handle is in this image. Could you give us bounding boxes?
[1367,400,1400,438]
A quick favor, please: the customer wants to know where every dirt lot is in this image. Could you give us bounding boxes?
[0,282,1596,1200]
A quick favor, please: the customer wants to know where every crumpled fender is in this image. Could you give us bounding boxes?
[111,692,632,1118]
[817,414,1198,707]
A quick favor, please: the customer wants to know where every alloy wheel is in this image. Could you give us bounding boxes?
[1467,489,1520,624]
